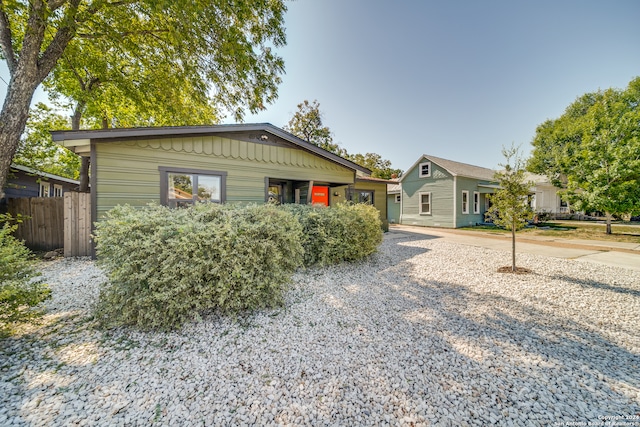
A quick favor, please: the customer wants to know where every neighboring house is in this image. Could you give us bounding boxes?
[398,155,498,228]
[386,182,401,224]
[51,123,387,226]
[526,173,571,216]
[1,163,80,211]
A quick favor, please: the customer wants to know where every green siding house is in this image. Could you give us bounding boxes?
[51,124,384,225]
[398,155,498,228]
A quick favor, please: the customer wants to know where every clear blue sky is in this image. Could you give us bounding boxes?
[2,1,639,172]
[226,0,640,171]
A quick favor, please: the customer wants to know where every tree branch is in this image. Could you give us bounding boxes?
[0,5,17,73]
[47,0,67,11]
[37,0,82,82]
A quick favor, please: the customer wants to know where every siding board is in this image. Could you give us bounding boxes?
[94,137,355,218]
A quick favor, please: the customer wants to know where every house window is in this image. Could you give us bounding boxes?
[473,191,480,214]
[419,162,431,178]
[462,191,469,214]
[358,191,374,205]
[53,184,63,197]
[395,194,401,203]
[159,167,227,207]
[39,181,51,197]
[419,192,431,215]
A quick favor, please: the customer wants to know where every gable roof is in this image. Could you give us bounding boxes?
[400,154,496,182]
[10,163,80,185]
[50,123,371,175]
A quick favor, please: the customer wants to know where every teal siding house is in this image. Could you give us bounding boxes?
[386,182,401,224]
[398,155,498,228]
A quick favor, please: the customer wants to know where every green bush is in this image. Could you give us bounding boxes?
[0,214,51,337]
[282,203,383,266]
[93,203,303,330]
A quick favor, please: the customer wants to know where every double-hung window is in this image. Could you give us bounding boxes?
[395,194,401,203]
[39,181,51,197]
[53,184,63,197]
[473,191,480,214]
[159,167,227,207]
[419,162,431,178]
[419,192,431,215]
[462,191,469,214]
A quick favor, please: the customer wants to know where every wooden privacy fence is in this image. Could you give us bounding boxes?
[7,192,92,256]
[8,197,64,251]
[64,192,92,257]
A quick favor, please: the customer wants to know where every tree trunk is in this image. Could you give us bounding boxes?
[605,213,612,235]
[512,224,516,272]
[0,69,41,200]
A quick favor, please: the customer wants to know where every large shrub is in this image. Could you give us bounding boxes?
[0,215,51,336]
[282,203,383,266]
[93,203,303,330]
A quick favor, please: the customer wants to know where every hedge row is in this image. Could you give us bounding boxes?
[94,202,382,330]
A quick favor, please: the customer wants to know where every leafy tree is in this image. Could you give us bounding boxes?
[13,103,80,179]
[284,99,403,178]
[347,152,403,179]
[485,145,534,272]
[528,77,640,234]
[284,100,347,156]
[0,0,288,199]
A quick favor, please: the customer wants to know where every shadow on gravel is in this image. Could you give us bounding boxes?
[551,274,640,299]
[386,254,640,423]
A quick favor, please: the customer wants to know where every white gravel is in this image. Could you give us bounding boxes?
[1,231,640,426]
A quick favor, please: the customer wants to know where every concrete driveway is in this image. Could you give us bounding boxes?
[389,224,640,271]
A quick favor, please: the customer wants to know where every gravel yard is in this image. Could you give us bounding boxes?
[1,230,640,426]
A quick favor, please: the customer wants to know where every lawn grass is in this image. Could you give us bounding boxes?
[462,220,640,244]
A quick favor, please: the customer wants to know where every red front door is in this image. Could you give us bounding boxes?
[311,186,329,206]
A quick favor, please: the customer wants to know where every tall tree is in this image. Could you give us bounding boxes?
[347,152,403,180]
[284,99,403,178]
[284,100,347,156]
[485,145,534,272]
[0,0,287,199]
[527,77,640,234]
[13,103,79,179]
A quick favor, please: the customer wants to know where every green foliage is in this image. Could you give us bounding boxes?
[284,100,347,156]
[0,214,51,337]
[38,0,288,127]
[485,145,534,271]
[13,103,80,179]
[283,99,403,178]
[93,203,303,330]
[347,152,403,179]
[528,77,640,232]
[282,203,383,266]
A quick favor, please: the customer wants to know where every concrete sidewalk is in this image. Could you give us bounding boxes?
[389,224,640,271]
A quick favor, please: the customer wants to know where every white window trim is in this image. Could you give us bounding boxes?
[39,181,51,197]
[473,191,480,214]
[53,184,63,197]
[419,161,431,178]
[419,191,431,215]
[394,194,401,203]
[462,190,469,214]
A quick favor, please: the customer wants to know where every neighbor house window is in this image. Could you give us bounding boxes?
[419,192,431,215]
[53,184,63,197]
[358,191,374,205]
[395,194,401,203]
[159,167,227,207]
[462,191,469,214]
[39,181,51,197]
[419,162,431,178]
[473,191,480,214]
